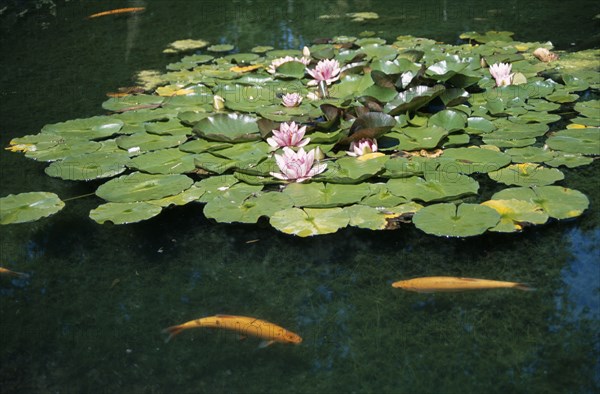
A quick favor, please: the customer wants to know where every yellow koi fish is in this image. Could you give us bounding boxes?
[0,267,29,278]
[162,314,302,347]
[88,7,145,19]
[392,276,533,292]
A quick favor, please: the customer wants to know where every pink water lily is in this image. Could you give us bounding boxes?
[307,59,341,86]
[267,56,311,74]
[346,138,378,157]
[267,121,310,149]
[489,62,514,87]
[281,92,303,107]
[270,147,327,183]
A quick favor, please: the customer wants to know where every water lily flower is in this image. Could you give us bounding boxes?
[270,147,327,183]
[489,62,514,87]
[346,138,378,157]
[307,59,341,86]
[267,56,311,74]
[281,92,303,107]
[267,121,310,149]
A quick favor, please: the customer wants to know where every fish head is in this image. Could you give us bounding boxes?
[391,280,408,289]
[283,330,303,344]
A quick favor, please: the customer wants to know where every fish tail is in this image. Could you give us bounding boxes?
[514,283,535,291]
[162,325,185,343]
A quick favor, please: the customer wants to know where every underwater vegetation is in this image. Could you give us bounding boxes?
[1,31,599,237]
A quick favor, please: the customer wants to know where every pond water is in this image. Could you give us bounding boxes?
[1,1,599,392]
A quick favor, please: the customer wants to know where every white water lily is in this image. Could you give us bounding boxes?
[489,62,514,87]
[281,92,303,107]
[267,121,310,149]
[346,138,378,157]
[270,147,327,183]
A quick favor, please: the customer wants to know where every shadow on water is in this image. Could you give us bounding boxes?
[1,0,599,393]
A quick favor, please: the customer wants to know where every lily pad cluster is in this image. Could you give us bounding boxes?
[3,32,598,236]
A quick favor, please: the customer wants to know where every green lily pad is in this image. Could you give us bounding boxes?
[282,182,371,208]
[489,163,564,186]
[330,74,374,99]
[319,155,388,184]
[360,184,408,207]
[340,112,396,144]
[544,152,594,168]
[223,53,260,64]
[147,184,206,207]
[428,109,467,132]
[0,192,65,224]
[96,172,193,203]
[101,95,164,112]
[383,156,436,178]
[344,204,391,230]
[481,199,549,232]
[128,148,198,174]
[413,203,500,237]
[116,132,185,153]
[251,46,274,53]
[546,128,600,155]
[89,202,162,224]
[41,116,124,140]
[386,172,479,203]
[574,100,600,119]
[207,44,235,52]
[491,186,589,219]
[179,139,232,154]
[270,207,349,237]
[25,140,101,162]
[194,113,261,142]
[505,147,555,163]
[275,61,306,79]
[145,119,194,136]
[204,191,293,223]
[45,151,130,180]
[460,31,514,43]
[436,147,511,174]
[385,85,445,115]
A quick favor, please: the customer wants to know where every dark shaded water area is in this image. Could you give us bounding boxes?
[1,1,599,392]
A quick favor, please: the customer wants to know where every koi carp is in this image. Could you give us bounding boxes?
[392,276,533,292]
[162,314,302,347]
[0,267,29,278]
[88,7,145,19]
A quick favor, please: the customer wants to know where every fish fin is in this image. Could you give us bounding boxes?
[258,340,274,348]
[161,325,184,343]
[514,283,536,291]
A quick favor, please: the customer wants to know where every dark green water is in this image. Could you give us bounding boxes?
[1,1,599,393]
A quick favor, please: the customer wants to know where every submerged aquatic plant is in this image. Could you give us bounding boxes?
[346,138,378,157]
[307,59,341,86]
[489,62,514,87]
[270,147,327,183]
[267,121,310,149]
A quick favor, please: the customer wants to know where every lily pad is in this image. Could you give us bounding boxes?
[45,151,130,180]
[436,147,511,174]
[116,132,185,152]
[96,172,193,203]
[282,182,371,208]
[207,44,235,52]
[269,207,349,237]
[491,186,589,219]
[546,128,600,155]
[0,192,65,224]
[412,203,500,237]
[385,85,445,115]
[386,172,479,203]
[89,202,162,224]
[488,163,564,186]
[194,113,261,142]
[41,116,124,140]
[128,148,198,174]
[481,199,549,232]
[428,109,467,132]
[204,191,293,223]
[319,155,388,184]
[25,140,101,162]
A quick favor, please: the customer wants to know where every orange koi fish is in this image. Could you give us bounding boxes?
[88,7,145,19]
[0,267,29,278]
[392,276,533,292]
[162,314,302,347]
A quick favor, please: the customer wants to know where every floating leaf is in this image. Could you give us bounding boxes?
[116,132,185,152]
[282,182,371,208]
[204,191,293,223]
[90,202,162,224]
[207,44,235,52]
[491,186,589,219]
[546,128,599,155]
[25,141,101,162]
[436,147,511,174]
[270,207,349,237]
[194,113,261,142]
[41,116,124,140]
[386,172,479,203]
[45,151,130,180]
[481,199,548,232]
[128,148,198,174]
[319,155,388,184]
[385,85,445,115]
[0,192,65,224]
[96,172,193,203]
[428,109,467,132]
[412,203,500,237]
[488,163,564,186]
